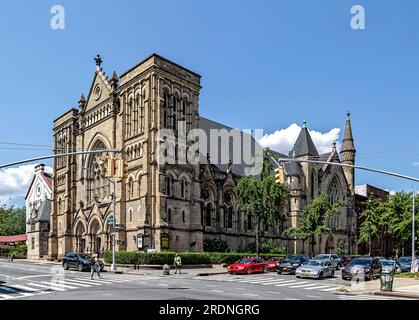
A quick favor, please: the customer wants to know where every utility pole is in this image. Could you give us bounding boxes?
[111,179,117,272]
[413,190,416,260]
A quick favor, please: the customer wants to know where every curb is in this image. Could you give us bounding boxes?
[196,272,229,276]
[373,291,419,300]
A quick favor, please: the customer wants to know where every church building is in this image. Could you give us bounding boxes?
[48,54,357,260]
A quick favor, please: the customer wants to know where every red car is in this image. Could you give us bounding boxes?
[227,258,268,275]
[266,257,285,271]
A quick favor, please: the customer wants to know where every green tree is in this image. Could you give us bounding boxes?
[384,191,418,256]
[285,193,342,256]
[235,149,290,256]
[358,195,386,256]
[0,205,26,236]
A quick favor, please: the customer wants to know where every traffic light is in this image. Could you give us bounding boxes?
[106,156,116,178]
[274,165,285,185]
[115,159,129,179]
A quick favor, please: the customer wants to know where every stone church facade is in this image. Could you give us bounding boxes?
[48,54,357,260]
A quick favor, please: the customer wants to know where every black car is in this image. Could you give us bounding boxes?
[62,252,103,272]
[341,257,381,281]
[276,255,310,275]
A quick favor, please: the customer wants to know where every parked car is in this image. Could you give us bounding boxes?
[265,257,285,271]
[341,257,381,281]
[296,259,335,279]
[62,252,104,272]
[313,254,340,270]
[227,258,268,275]
[397,256,413,273]
[276,255,310,275]
[380,259,400,273]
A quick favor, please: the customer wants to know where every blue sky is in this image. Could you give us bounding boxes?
[1,0,419,205]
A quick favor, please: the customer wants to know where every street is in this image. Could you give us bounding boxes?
[0,260,411,301]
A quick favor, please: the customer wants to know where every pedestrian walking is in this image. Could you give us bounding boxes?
[174,254,182,274]
[411,255,419,280]
[90,254,101,280]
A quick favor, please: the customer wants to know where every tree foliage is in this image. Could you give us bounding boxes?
[0,205,26,236]
[235,149,290,255]
[358,195,386,255]
[285,193,343,256]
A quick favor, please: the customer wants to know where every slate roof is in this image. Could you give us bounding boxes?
[199,117,261,177]
[293,127,319,157]
[37,199,51,222]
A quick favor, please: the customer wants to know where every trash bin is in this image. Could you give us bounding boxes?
[380,271,394,292]
[163,264,170,275]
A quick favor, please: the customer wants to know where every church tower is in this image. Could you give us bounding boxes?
[340,112,356,194]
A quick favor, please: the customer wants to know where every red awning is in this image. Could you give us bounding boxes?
[0,234,27,243]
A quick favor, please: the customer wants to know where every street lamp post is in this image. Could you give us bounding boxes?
[413,190,416,260]
[111,179,117,272]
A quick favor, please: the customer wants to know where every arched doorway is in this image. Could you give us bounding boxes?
[89,218,102,256]
[75,221,86,253]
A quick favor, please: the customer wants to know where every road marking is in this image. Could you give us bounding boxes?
[56,280,91,287]
[289,283,322,289]
[242,293,259,297]
[206,284,217,287]
[267,291,282,295]
[74,278,115,284]
[0,293,13,299]
[273,280,300,287]
[320,287,341,292]
[27,282,66,291]
[61,278,101,286]
[303,285,331,290]
[40,281,77,289]
[245,278,277,283]
[9,284,40,292]
[285,298,300,300]
[260,279,287,285]
[17,274,53,279]
[210,290,224,293]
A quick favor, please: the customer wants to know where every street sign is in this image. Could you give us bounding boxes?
[107,216,114,224]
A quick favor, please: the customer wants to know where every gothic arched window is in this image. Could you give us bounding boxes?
[205,204,212,227]
[328,177,341,204]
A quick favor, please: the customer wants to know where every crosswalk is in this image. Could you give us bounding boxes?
[195,274,345,293]
[0,275,160,300]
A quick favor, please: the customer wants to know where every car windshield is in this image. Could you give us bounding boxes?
[237,259,252,264]
[399,257,412,263]
[289,256,302,263]
[268,258,280,262]
[350,258,371,266]
[314,255,328,260]
[381,260,395,267]
[307,260,322,266]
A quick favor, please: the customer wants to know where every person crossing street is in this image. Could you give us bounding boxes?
[174,254,182,274]
[90,254,101,280]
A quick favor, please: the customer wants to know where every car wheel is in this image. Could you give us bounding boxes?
[77,263,84,272]
[318,272,323,279]
[246,268,252,275]
[63,262,69,270]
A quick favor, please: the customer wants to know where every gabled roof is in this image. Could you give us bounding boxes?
[25,167,52,200]
[293,124,319,157]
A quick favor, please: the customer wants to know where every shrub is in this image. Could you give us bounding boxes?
[103,251,286,265]
[203,236,229,252]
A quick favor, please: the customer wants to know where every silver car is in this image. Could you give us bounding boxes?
[313,254,340,270]
[380,259,401,273]
[296,259,335,279]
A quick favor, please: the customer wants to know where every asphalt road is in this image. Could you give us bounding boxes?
[0,261,407,301]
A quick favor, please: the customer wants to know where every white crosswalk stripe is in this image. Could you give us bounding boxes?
[0,275,148,300]
[194,274,346,293]
[336,294,412,300]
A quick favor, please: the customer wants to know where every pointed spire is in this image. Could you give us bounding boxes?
[293,120,319,157]
[341,111,355,153]
[78,93,86,111]
[109,70,119,91]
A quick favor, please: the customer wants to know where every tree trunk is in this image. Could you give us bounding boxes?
[311,235,315,258]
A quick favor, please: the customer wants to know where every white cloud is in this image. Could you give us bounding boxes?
[258,123,341,155]
[0,164,52,206]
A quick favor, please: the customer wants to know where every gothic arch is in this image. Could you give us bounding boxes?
[327,176,343,203]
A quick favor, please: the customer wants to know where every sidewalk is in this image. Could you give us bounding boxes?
[342,277,419,299]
